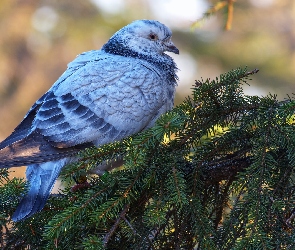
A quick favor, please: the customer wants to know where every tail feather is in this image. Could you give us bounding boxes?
[12,159,67,221]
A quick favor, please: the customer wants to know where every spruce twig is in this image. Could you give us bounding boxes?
[103,204,130,247]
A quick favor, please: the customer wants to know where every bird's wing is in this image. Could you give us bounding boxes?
[0,101,42,151]
[0,131,92,168]
[34,52,166,148]
[0,50,98,151]
[0,51,167,167]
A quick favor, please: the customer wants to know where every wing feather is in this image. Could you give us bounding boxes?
[0,131,92,168]
[34,53,168,148]
[0,50,172,167]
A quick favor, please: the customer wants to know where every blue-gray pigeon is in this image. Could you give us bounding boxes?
[0,20,179,221]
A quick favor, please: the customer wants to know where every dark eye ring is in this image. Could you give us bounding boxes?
[149,34,157,40]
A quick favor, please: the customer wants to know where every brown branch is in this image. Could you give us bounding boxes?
[286,208,295,229]
[225,0,235,30]
[103,204,130,247]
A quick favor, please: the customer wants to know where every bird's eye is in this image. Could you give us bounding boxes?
[149,33,157,40]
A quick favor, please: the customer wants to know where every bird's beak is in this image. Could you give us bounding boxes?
[164,38,179,54]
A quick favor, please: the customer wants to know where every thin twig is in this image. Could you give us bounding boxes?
[121,214,137,235]
[286,208,295,229]
[225,0,235,30]
[103,204,130,247]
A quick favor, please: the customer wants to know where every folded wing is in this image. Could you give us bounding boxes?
[0,51,165,168]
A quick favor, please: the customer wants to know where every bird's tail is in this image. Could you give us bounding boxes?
[12,159,67,221]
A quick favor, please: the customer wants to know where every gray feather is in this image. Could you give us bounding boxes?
[0,20,179,221]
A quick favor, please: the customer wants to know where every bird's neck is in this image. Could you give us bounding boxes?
[102,38,178,85]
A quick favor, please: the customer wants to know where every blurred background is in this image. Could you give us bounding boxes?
[0,0,294,177]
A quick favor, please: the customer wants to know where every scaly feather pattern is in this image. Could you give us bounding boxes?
[0,20,179,221]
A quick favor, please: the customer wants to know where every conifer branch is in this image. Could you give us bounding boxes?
[103,204,130,247]
[3,68,295,249]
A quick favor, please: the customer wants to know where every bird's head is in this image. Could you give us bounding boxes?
[102,20,179,58]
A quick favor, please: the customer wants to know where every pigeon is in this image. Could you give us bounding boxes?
[0,20,179,221]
